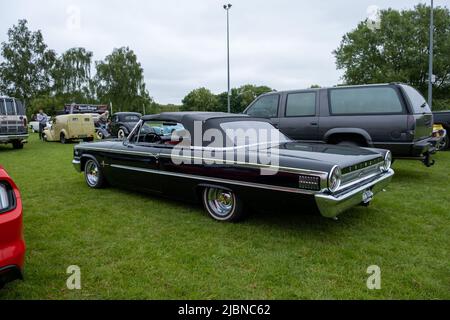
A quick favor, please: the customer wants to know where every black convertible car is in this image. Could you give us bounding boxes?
[73,112,394,222]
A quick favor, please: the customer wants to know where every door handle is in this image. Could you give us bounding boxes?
[310,122,318,126]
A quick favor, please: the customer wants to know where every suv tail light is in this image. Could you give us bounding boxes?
[0,182,15,214]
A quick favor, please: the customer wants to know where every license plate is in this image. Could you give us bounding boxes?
[362,189,374,204]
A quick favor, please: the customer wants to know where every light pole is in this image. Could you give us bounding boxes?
[428,0,434,108]
[223,3,232,113]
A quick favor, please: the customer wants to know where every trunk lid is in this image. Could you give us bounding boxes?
[272,142,384,169]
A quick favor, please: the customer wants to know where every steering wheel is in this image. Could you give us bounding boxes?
[144,132,161,143]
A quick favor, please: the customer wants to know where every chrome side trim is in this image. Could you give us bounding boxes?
[76,146,329,178]
[110,164,319,195]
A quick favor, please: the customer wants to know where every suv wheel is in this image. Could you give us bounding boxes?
[202,187,245,222]
[12,141,24,149]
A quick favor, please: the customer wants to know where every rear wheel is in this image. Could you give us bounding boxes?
[202,187,245,222]
[12,140,24,149]
[84,159,106,189]
[96,130,104,140]
[117,128,127,140]
[60,133,66,144]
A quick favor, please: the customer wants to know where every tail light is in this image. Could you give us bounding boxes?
[0,181,15,214]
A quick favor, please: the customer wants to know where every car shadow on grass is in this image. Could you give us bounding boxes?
[0,144,19,153]
[91,183,370,237]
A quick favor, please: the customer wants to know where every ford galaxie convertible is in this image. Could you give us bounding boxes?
[72,112,394,222]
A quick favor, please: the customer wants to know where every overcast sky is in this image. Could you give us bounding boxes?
[0,0,445,104]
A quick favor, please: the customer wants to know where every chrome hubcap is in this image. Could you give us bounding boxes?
[85,161,99,186]
[118,130,125,139]
[207,188,234,217]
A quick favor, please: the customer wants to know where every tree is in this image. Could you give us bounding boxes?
[95,47,152,112]
[237,84,273,110]
[216,84,273,113]
[0,19,56,104]
[333,4,450,103]
[181,87,218,111]
[53,47,93,96]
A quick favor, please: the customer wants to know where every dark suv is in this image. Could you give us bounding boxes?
[243,83,436,166]
[0,97,28,149]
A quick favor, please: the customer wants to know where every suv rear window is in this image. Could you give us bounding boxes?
[329,87,404,115]
[401,85,432,114]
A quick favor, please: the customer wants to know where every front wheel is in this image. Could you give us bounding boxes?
[202,187,245,222]
[84,159,106,189]
[117,128,127,140]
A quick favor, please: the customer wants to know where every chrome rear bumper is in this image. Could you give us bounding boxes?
[0,134,28,143]
[315,169,394,218]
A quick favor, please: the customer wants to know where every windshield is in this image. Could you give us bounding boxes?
[219,121,290,147]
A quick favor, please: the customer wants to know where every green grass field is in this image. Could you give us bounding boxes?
[0,134,449,299]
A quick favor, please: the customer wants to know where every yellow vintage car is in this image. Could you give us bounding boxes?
[43,114,95,144]
[433,124,448,150]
